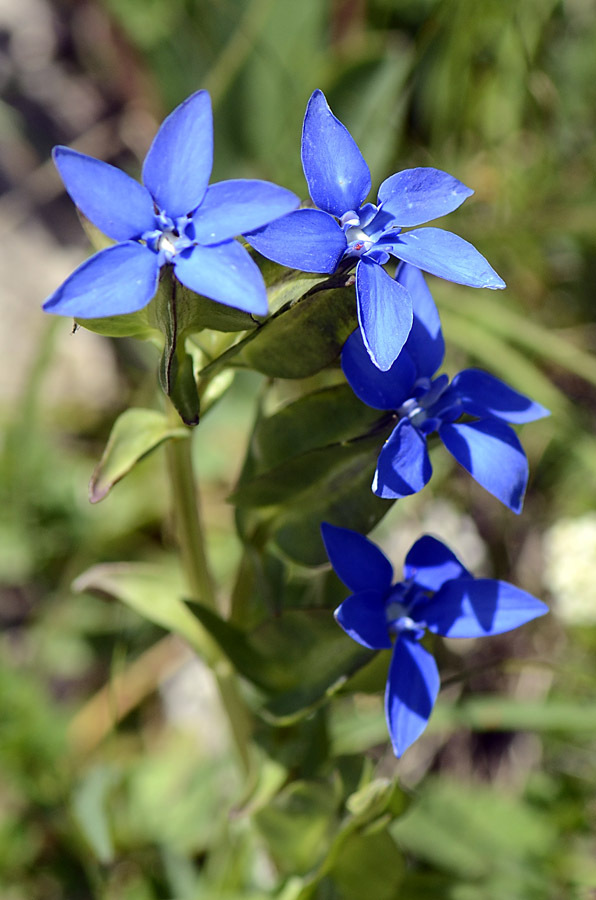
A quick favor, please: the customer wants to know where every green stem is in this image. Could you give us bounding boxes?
[165,409,253,775]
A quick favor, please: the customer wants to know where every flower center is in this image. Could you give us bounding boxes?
[142,211,195,263]
[397,375,452,432]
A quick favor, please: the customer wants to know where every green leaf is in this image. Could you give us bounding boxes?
[76,309,161,340]
[326,829,404,900]
[202,285,358,379]
[250,384,386,473]
[72,562,209,656]
[253,779,340,875]
[89,408,188,503]
[189,604,374,723]
[71,766,118,864]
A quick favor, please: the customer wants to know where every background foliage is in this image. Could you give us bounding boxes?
[2,0,596,897]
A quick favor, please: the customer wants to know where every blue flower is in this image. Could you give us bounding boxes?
[245,89,505,371]
[342,263,549,513]
[321,522,547,757]
[43,90,299,319]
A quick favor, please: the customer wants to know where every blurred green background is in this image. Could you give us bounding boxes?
[2,0,596,897]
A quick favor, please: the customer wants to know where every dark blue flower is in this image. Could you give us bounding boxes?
[245,89,505,371]
[321,522,548,757]
[342,263,549,513]
[43,90,299,319]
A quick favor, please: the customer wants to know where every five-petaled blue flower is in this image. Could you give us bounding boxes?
[342,263,549,513]
[245,89,505,372]
[43,90,299,319]
[321,522,547,757]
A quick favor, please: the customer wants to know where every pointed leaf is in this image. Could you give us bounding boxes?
[72,562,207,652]
[219,286,358,379]
[89,408,188,502]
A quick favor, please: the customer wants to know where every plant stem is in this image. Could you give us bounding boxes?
[165,409,252,775]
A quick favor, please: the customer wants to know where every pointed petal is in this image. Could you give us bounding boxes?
[341,328,416,411]
[301,89,371,217]
[192,179,299,245]
[390,228,506,290]
[174,240,267,315]
[321,522,393,594]
[142,90,213,217]
[403,535,470,591]
[396,263,445,378]
[356,257,413,372]
[334,591,392,650]
[439,419,528,513]
[419,578,548,637]
[378,167,474,227]
[53,147,156,241]
[245,208,346,273]
[450,369,550,424]
[385,636,440,757]
[373,419,432,500]
[43,242,159,317]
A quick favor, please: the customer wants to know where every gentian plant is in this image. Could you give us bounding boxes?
[42,86,551,895]
[246,89,505,370]
[43,90,298,319]
[322,523,547,756]
[342,262,549,511]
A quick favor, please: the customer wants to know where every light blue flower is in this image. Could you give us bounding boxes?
[342,264,549,513]
[322,523,548,757]
[44,90,299,319]
[246,89,505,371]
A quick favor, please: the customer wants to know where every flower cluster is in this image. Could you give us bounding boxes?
[45,87,549,759]
[322,523,547,756]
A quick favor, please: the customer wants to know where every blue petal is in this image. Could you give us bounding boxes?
[53,147,156,242]
[245,208,346,273]
[373,419,432,500]
[356,257,413,372]
[173,240,267,315]
[389,228,506,290]
[378,167,474,227]
[403,535,470,591]
[450,369,550,424]
[142,90,213,218]
[397,263,445,378]
[385,636,440,757]
[321,522,393,594]
[341,328,417,411]
[419,578,548,637]
[301,90,371,217]
[43,242,159,317]
[334,591,392,650]
[192,179,299,245]
[439,419,528,513]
